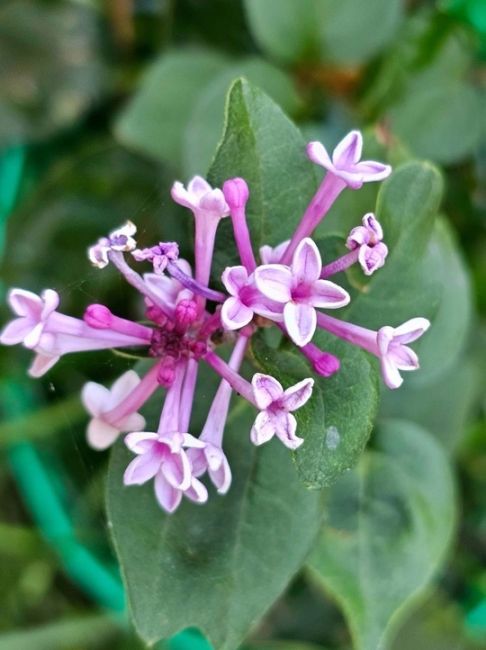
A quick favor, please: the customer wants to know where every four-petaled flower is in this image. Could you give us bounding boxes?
[81,370,146,450]
[132,241,179,274]
[347,213,388,275]
[376,318,430,389]
[251,373,314,450]
[0,288,59,348]
[171,176,229,220]
[307,131,392,189]
[221,265,283,330]
[124,431,208,513]
[255,238,350,346]
[187,442,232,495]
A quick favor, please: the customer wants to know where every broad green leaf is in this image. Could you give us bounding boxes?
[183,58,301,177]
[389,82,483,164]
[209,78,317,271]
[114,50,229,167]
[380,356,480,452]
[308,420,456,650]
[107,404,323,650]
[0,0,107,147]
[251,333,379,489]
[344,161,444,329]
[245,0,404,65]
[410,217,472,380]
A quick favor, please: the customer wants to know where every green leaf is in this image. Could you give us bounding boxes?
[183,58,301,177]
[251,333,379,489]
[114,50,229,167]
[308,419,456,650]
[209,78,317,271]
[107,403,323,649]
[345,161,444,330]
[380,356,480,452]
[388,82,483,164]
[0,0,107,147]
[245,0,404,65]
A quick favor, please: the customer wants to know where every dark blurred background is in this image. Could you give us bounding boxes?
[0,1,484,648]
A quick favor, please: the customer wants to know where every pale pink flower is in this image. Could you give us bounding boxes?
[307,130,392,190]
[250,373,314,450]
[377,318,430,389]
[88,221,137,269]
[81,370,146,450]
[0,288,59,348]
[255,238,350,346]
[221,265,283,330]
[124,431,207,514]
[171,176,229,220]
[346,213,388,275]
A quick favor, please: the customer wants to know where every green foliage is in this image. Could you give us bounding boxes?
[245,0,404,65]
[107,405,324,649]
[308,420,456,650]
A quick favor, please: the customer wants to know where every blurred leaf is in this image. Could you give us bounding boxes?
[245,643,328,650]
[390,591,485,650]
[0,0,107,147]
[0,396,83,447]
[245,0,404,65]
[251,333,379,489]
[308,419,456,650]
[380,356,480,452]
[107,404,324,649]
[183,58,301,176]
[0,614,119,650]
[389,82,483,164]
[410,217,473,380]
[115,49,229,168]
[209,78,317,272]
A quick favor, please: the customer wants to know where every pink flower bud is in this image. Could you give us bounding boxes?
[223,178,249,209]
[84,304,113,329]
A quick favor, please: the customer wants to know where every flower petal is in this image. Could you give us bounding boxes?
[81,381,111,417]
[118,412,146,433]
[162,451,192,490]
[274,412,304,450]
[306,141,334,170]
[171,181,195,210]
[87,418,120,450]
[309,279,350,308]
[28,353,59,377]
[393,317,430,344]
[362,212,383,240]
[124,452,161,485]
[124,431,159,454]
[380,356,403,390]
[187,175,212,198]
[181,433,206,449]
[292,238,322,283]
[358,243,388,276]
[221,297,254,330]
[259,240,290,264]
[332,130,363,167]
[23,322,44,349]
[110,370,141,406]
[282,378,314,412]
[251,373,283,409]
[221,265,248,296]
[209,453,232,494]
[0,317,35,345]
[184,477,209,504]
[186,448,207,477]
[144,273,179,309]
[154,473,182,513]
[353,160,392,183]
[250,410,276,445]
[284,301,317,347]
[8,289,43,318]
[40,289,60,319]
[388,344,419,370]
[199,189,229,218]
[254,264,293,303]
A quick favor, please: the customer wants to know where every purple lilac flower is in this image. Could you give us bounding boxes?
[255,238,350,346]
[2,129,433,514]
[82,369,148,450]
[346,213,388,276]
[251,374,314,450]
[220,265,283,331]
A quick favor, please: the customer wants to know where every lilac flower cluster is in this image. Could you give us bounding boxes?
[1,131,430,514]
